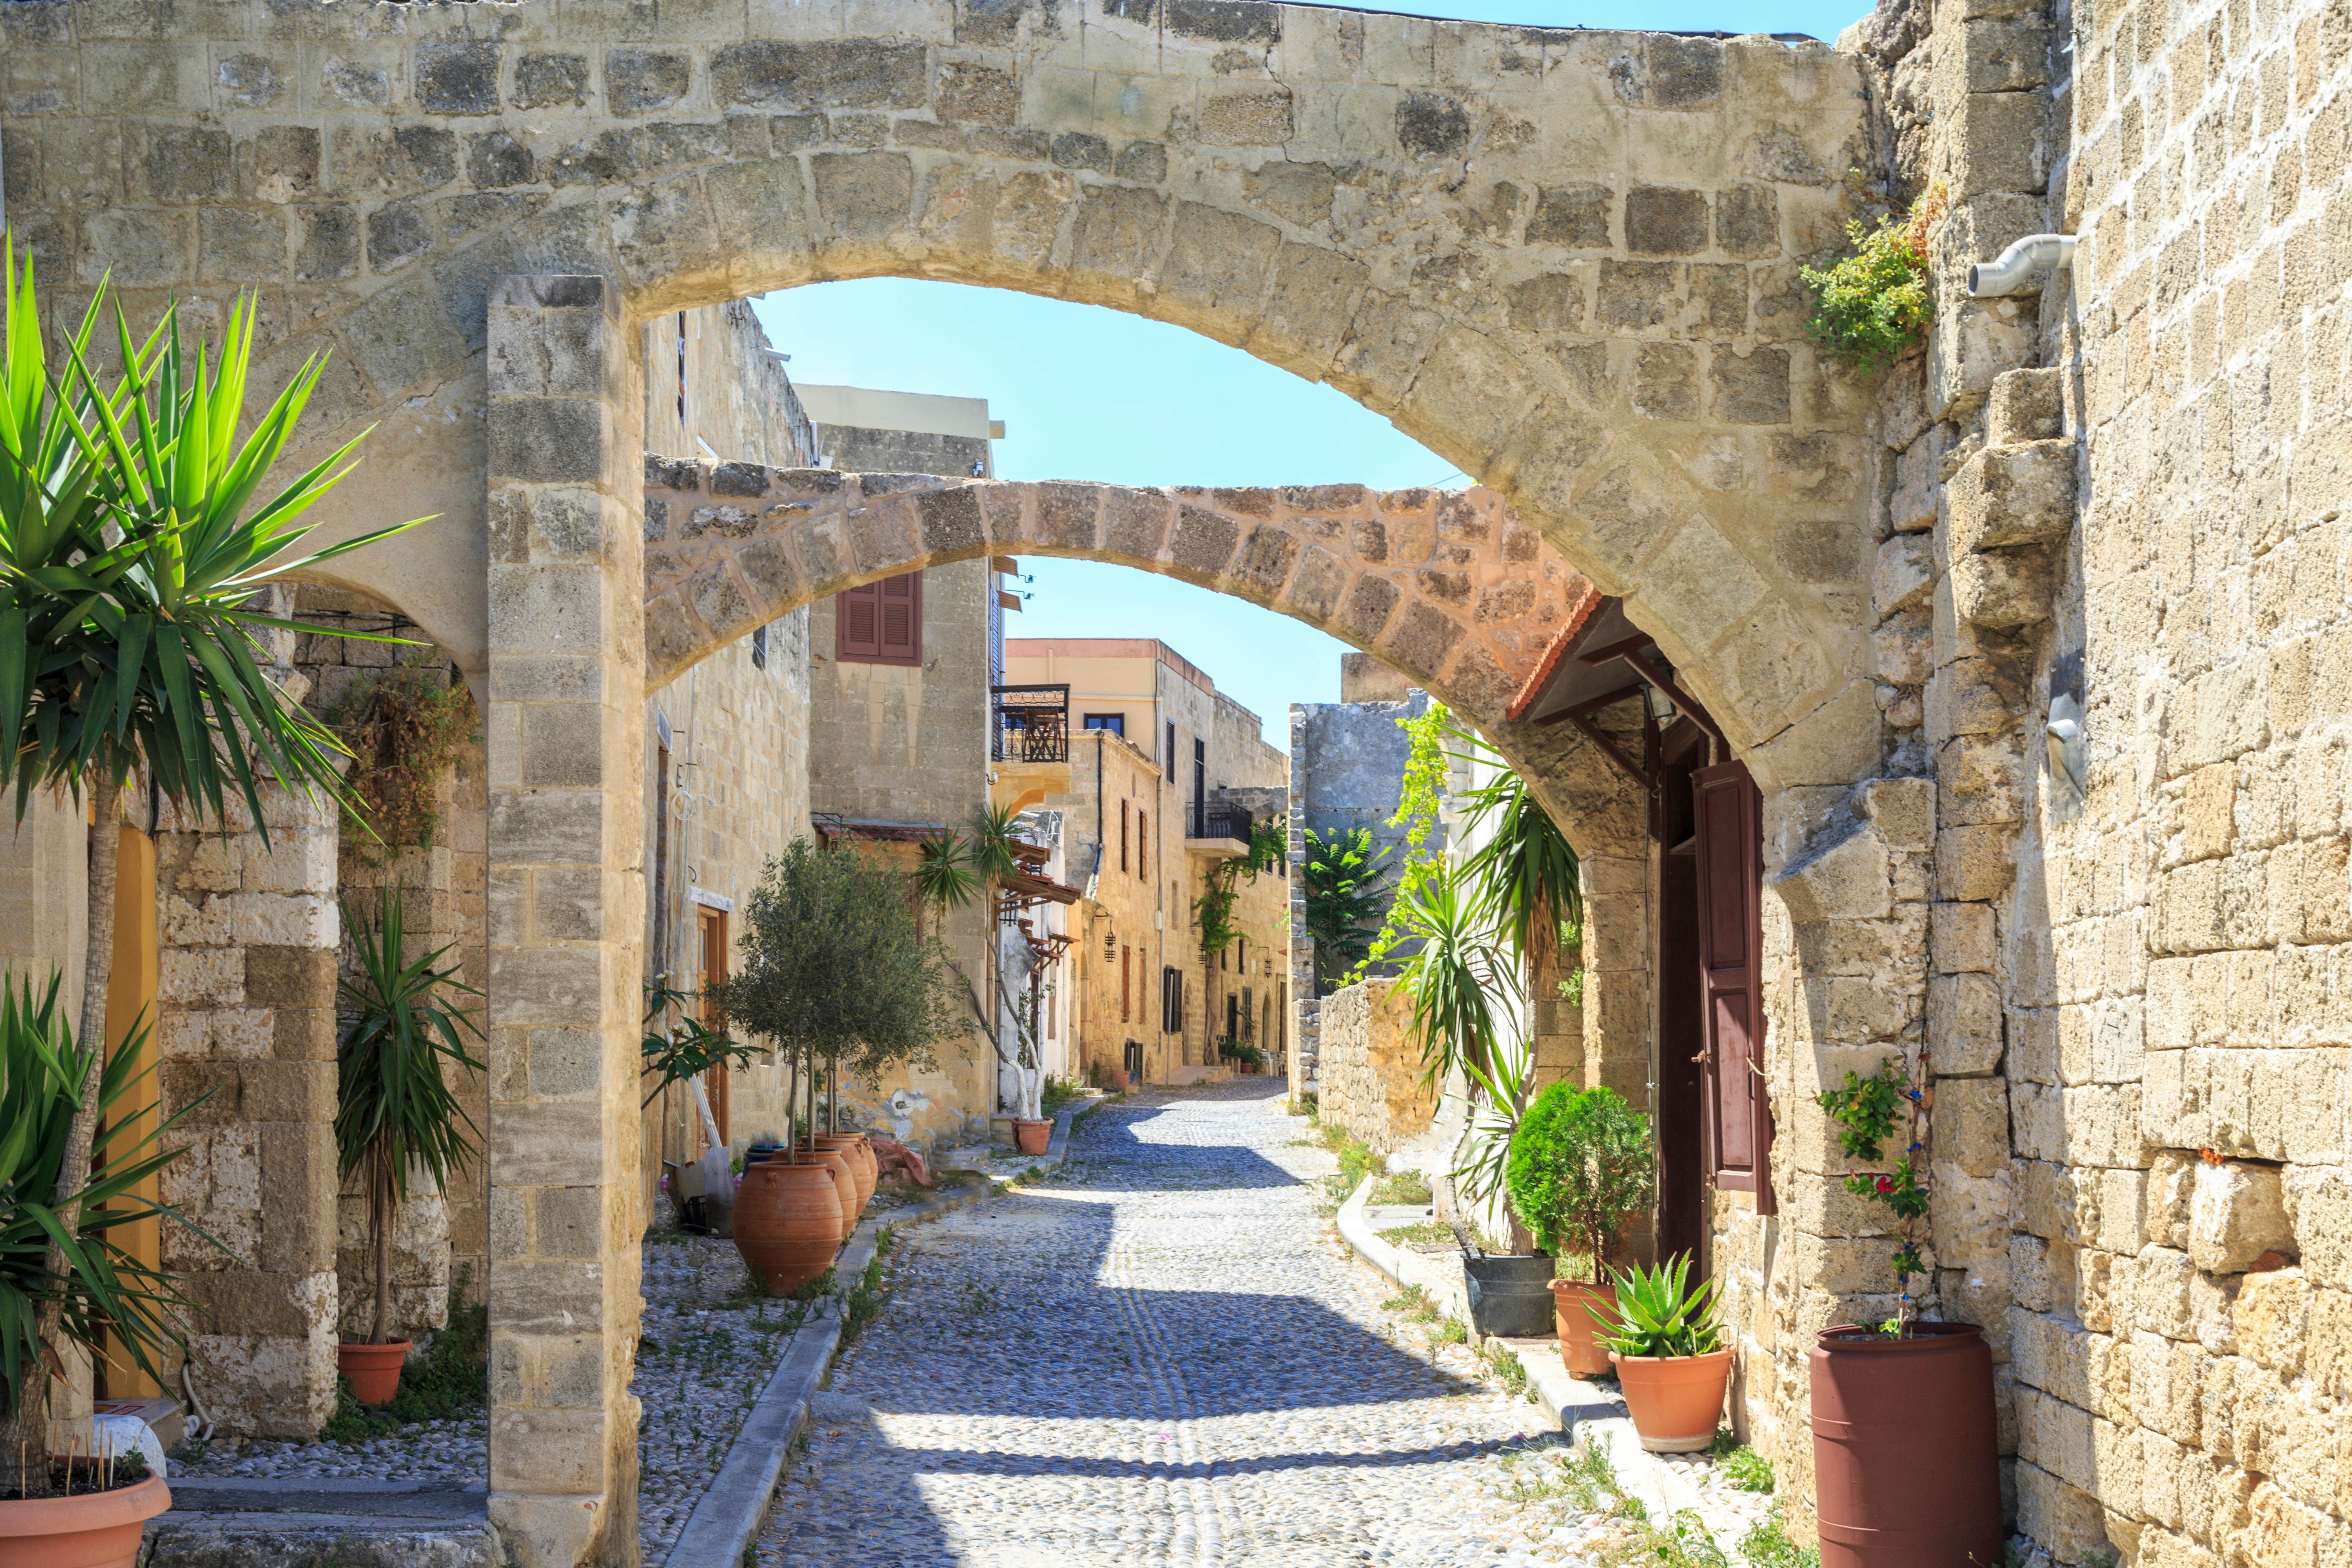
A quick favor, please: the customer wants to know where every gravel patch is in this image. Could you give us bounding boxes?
[177,1230,822,1562]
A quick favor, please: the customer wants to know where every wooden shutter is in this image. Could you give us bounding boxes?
[1137,811,1147,875]
[835,572,922,665]
[1121,945,1131,1022]
[1693,760,1773,1214]
[1120,800,1129,872]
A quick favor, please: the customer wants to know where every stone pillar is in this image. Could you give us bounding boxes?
[483,276,646,1568]
[154,784,341,1438]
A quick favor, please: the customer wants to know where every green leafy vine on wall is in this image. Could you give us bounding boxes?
[1801,184,1948,373]
[332,662,478,862]
[1817,1055,1931,1335]
[1194,814,1287,960]
[1352,702,1456,982]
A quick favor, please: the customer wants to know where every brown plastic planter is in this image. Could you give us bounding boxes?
[1549,1279,1618,1379]
[1810,1322,2001,1568]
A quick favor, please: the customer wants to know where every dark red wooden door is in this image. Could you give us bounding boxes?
[1693,760,1773,1214]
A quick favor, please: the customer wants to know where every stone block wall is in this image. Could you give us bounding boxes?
[1317,979,1437,1156]
[154,783,342,1439]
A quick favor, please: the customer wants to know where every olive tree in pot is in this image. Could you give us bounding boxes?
[0,245,420,1526]
[1503,1081,1653,1378]
[1594,1255,1731,1451]
[726,839,967,1294]
[1808,1056,2000,1568]
[334,890,483,1406]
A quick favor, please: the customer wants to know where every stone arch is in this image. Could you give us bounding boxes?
[641,466,1583,730]
[6,0,1882,791]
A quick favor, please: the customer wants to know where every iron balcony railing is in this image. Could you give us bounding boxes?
[991,683,1070,764]
[1197,803,1251,842]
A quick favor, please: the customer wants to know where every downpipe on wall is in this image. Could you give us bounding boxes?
[1967,234,2078,297]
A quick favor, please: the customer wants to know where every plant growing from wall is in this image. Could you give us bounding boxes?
[1356,702,1455,978]
[1301,826,1391,990]
[0,248,422,1494]
[335,889,484,1349]
[1816,1055,1930,1335]
[332,662,477,864]
[1504,1082,1654,1278]
[1193,812,1286,961]
[1800,185,1949,372]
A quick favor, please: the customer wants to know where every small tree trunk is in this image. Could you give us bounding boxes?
[6,779,126,1497]
[369,1150,394,1345]
[782,1049,799,1163]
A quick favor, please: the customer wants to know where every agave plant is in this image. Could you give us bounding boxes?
[0,975,216,1450]
[0,243,422,1490]
[1593,1254,1722,1360]
[336,890,484,1348]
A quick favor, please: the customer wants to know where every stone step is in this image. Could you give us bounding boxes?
[146,1479,501,1568]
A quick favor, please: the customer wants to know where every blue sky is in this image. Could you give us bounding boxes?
[748,0,1871,747]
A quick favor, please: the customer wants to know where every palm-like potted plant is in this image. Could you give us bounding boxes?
[1505,1081,1654,1377]
[334,891,483,1405]
[0,979,212,1553]
[0,241,419,1511]
[1594,1255,1733,1451]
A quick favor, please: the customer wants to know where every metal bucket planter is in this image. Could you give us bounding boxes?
[1461,1253,1557,1338]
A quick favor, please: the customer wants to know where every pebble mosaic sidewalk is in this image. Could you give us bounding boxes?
[759,1080,1773,1568]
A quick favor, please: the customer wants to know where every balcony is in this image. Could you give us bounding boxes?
[1185,800,1253,860]
[992,683,1070,764]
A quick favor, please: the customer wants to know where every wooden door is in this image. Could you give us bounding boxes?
[699,906,729,1148]
[98,823,159,1398]
[1693,761,1772,1214]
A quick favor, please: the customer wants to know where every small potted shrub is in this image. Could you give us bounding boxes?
[1505,1082,1653,1377]
[335,891,483,1406]
[1809,1057,2001,1565]
[1595,1255,1732,1452]
[0,978,206,1559]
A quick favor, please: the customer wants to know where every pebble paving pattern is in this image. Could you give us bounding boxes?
[759,1080,1573,1567]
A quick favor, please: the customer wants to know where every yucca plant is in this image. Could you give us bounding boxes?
[0,975,216,1476]
[913,825,982,922]
[1593,1255,1722,1360]
[0,241,422,1490]
[336,890,483,1348]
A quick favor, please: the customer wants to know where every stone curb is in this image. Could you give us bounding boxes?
[658,1147,1018,1568]
[1330,1175,1701,1529]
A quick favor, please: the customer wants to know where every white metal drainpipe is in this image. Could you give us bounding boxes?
[1967,234,2078,297]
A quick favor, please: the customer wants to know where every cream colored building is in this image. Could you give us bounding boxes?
[1000,639,1290,1086]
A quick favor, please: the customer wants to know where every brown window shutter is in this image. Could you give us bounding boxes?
[837,572,922,665]
[836,582,880,659]
[879,572,921,663]
[1120,800,1129,873]
[1137,811,1147,874]
[1693,759,1773,1215]
[1121,945,1131,1022]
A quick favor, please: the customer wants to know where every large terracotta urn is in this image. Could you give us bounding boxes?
[733,1159,843,1294]
[804,1146,860,1244]
[814,1134,875,1217]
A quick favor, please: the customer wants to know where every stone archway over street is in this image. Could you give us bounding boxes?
[642,465,1581,726]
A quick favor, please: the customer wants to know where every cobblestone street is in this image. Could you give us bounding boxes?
[760,1081,1570,1568]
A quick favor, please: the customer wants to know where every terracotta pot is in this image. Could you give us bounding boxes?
[733,1158,843,1295]
[336,1339,413,1406]
[1012,1118,1051,1155]
[803,1148,860,1243]
[813,1136,874,1217]
[1613,1347,1735,1452]
[0,1474,171,1568]
[1811,1322,2002,1568]
[1550,1280,1618,1379]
